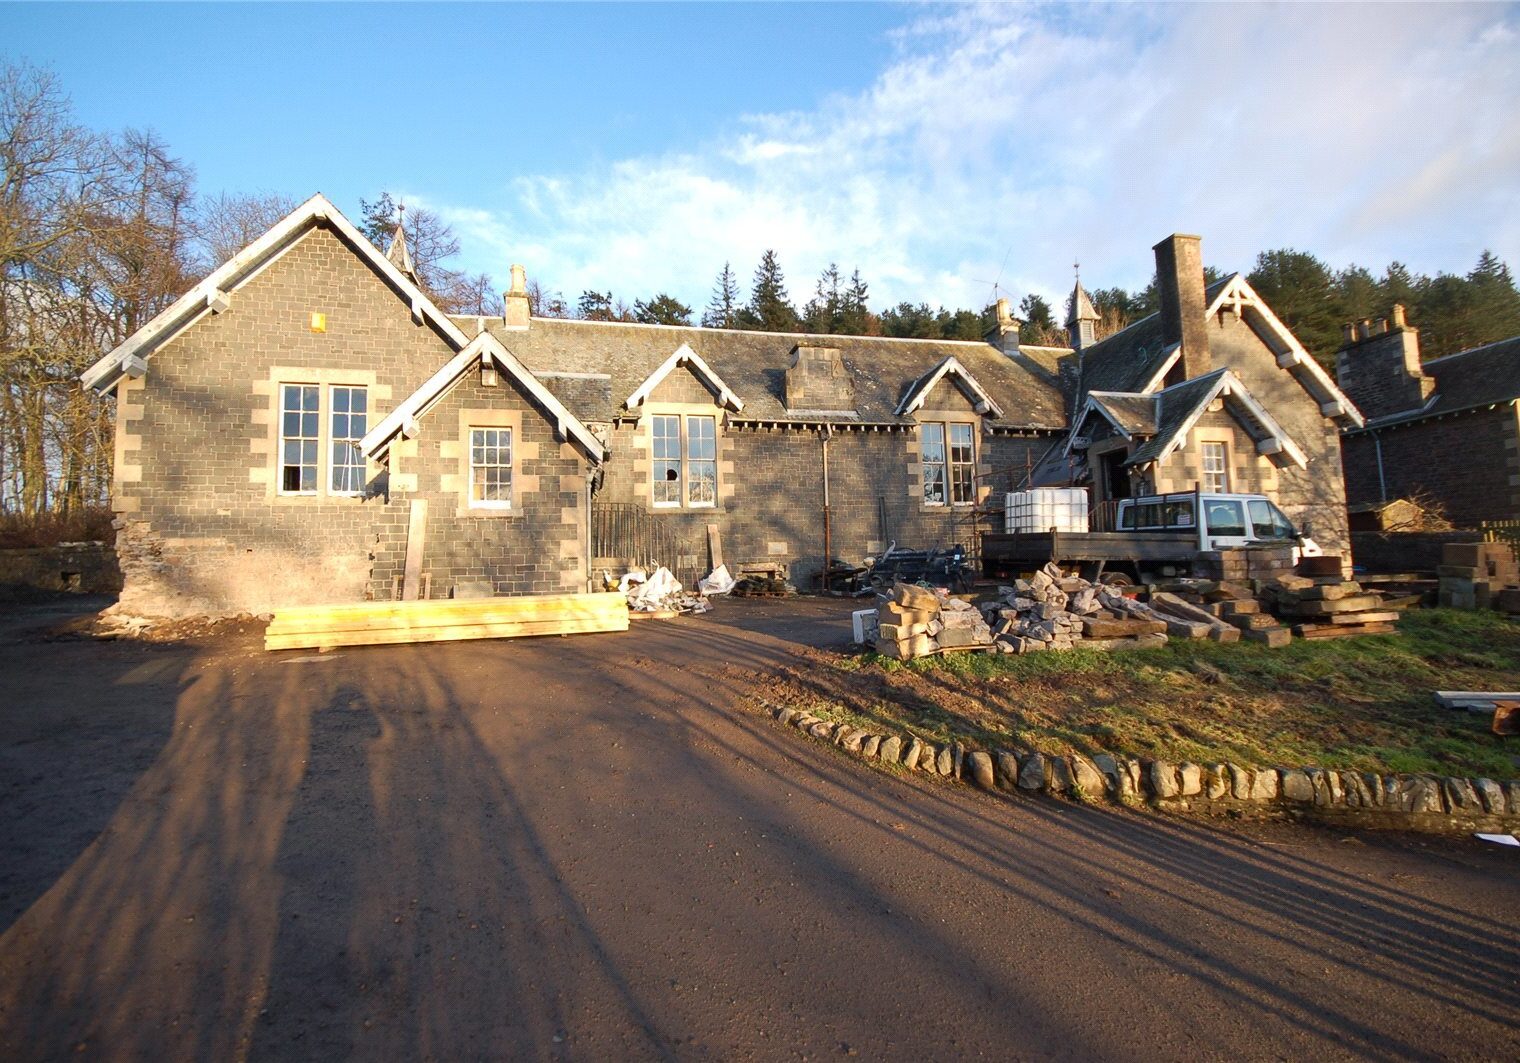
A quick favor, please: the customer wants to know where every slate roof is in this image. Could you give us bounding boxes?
[479,318,1069,430]
[1073,276,1235,397]
[1125,369,1230,465]
[1362,334,1520,428]
[1087,392,1157,436]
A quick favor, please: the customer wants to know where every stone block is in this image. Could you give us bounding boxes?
[1148,761,1179,799]
[1228,763,1252,800]
[1281,769,1314,802]
[860,735,882,759]
[878,735,902,765]
[968,752,996,790]
[902,737,924,770]
[1017,752,1045,791]
[994,750,1020,790]
[1474,778,1505,815]
[1071,755,1106,798]
[1443,777,1480,812]
[1249,770,1280,801]
[1178,762,1203,796]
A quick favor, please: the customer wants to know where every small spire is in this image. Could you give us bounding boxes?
[386,202,416,281]
[1067,258,1100,352]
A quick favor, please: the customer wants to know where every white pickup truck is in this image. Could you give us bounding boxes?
[982,489,1321,582]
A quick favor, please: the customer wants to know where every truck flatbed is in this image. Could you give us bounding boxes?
[982,530,1199,569]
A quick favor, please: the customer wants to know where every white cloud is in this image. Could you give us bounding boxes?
[431,2,1520,316]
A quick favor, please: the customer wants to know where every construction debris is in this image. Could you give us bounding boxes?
[618,567,711,614]
[1259,563,1404,639]
[870,564,1170,660]
[1438,542,1520,609]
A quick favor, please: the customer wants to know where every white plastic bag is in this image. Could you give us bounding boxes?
[697,564,735,597]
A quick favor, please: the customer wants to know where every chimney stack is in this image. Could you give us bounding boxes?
[503,263,530,330]
[1153,234,1210,380]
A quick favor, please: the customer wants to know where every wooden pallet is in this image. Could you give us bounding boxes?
[265,592,630,651]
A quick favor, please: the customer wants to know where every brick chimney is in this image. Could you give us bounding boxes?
[1153,234,1210,380]
[503,263,530,330]
[1334,304,1432,419]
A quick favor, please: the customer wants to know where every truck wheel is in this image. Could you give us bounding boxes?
[1098,572,1134,588]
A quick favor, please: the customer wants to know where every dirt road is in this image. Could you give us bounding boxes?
[1,597,1517,1060]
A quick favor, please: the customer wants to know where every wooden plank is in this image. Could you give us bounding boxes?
[629,609,679,621]
[266,614,628,651]
[1290,622,1395,639]
[268,592,626,629]
[401,498,428,602]
[707,523,723,570]
[1328,610,1401,625]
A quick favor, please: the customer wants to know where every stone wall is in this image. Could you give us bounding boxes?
[111,224,463,616]
[0,542,121,600]
[767,703,1520,835]
[594,399,1052,587]
[369,371,591,598]
[1341,404,1520,527]
[1207,314,1352,562]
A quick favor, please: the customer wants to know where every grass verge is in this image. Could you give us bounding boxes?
[764,609,1520,779]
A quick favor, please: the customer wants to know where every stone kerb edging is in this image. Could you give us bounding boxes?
[764,704,1520,834]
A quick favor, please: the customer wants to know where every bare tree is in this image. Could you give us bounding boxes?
[196,190,295,266]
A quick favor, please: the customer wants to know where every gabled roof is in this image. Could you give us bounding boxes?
[895,356,1005,418]
[476,318,1067,430]
[81,194,469,395]
[1354,334,1520,431]
[1069,274,1363,429]
[624,342,744,412]
[1126,368,1307,468]
[361,331,605,463]
[1086,391,1157,437]
[1203,274,1364,427]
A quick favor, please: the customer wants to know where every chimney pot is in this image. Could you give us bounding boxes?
[1357,319,1372,341]
[503,263,531,329]
[1391,303,1407,328]
[1341,322,1356,345]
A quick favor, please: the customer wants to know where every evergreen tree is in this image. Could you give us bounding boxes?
[1466,250,1520,341]
[576,289,614,321]
[880,302,937,338]
[633,293,692,326]
[746,250,799,331]
[701,261,741,328]
[1018,294,1062,345]
[839,269,872,335]
[804,262,844,334]
[1248,249,1340,365]
[935,307,985,341]
[1334,265,1381,322]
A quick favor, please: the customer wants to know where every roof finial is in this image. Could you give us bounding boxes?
[386,201,416,281]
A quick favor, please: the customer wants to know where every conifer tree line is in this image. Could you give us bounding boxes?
[5,57,1520,523]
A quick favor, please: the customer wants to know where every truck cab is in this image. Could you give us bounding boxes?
[1116,492,1321,557]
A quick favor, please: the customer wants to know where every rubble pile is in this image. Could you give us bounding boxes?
[988,563,1167,654]
[874,582,995,660]
[614,566,711,615]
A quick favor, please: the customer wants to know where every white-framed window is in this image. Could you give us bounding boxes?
[1202,441,1230,493]
[650,413,718,509]
[469,427,513,509]
[329,385,368,494]
[922,421,975,506]
[949,422,975,505]
[922,423,946,505]
[280,384,320,494]
[687,415,717,507]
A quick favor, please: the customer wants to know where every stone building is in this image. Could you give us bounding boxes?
[1336,308,1520,526]
[1035,235,1362,557]
[81,198,1359,615]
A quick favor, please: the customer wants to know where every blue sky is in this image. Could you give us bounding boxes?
[6,2,1519,315]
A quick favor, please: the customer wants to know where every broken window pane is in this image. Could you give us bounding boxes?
[279,384,319,494]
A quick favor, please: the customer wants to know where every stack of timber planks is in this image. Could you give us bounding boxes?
[1261,572,1402,640]
[265,592,630,651]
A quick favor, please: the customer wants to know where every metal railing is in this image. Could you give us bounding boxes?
[591,502,700,587]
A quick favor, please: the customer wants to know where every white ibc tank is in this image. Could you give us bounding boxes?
[1004,488,1090,533]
